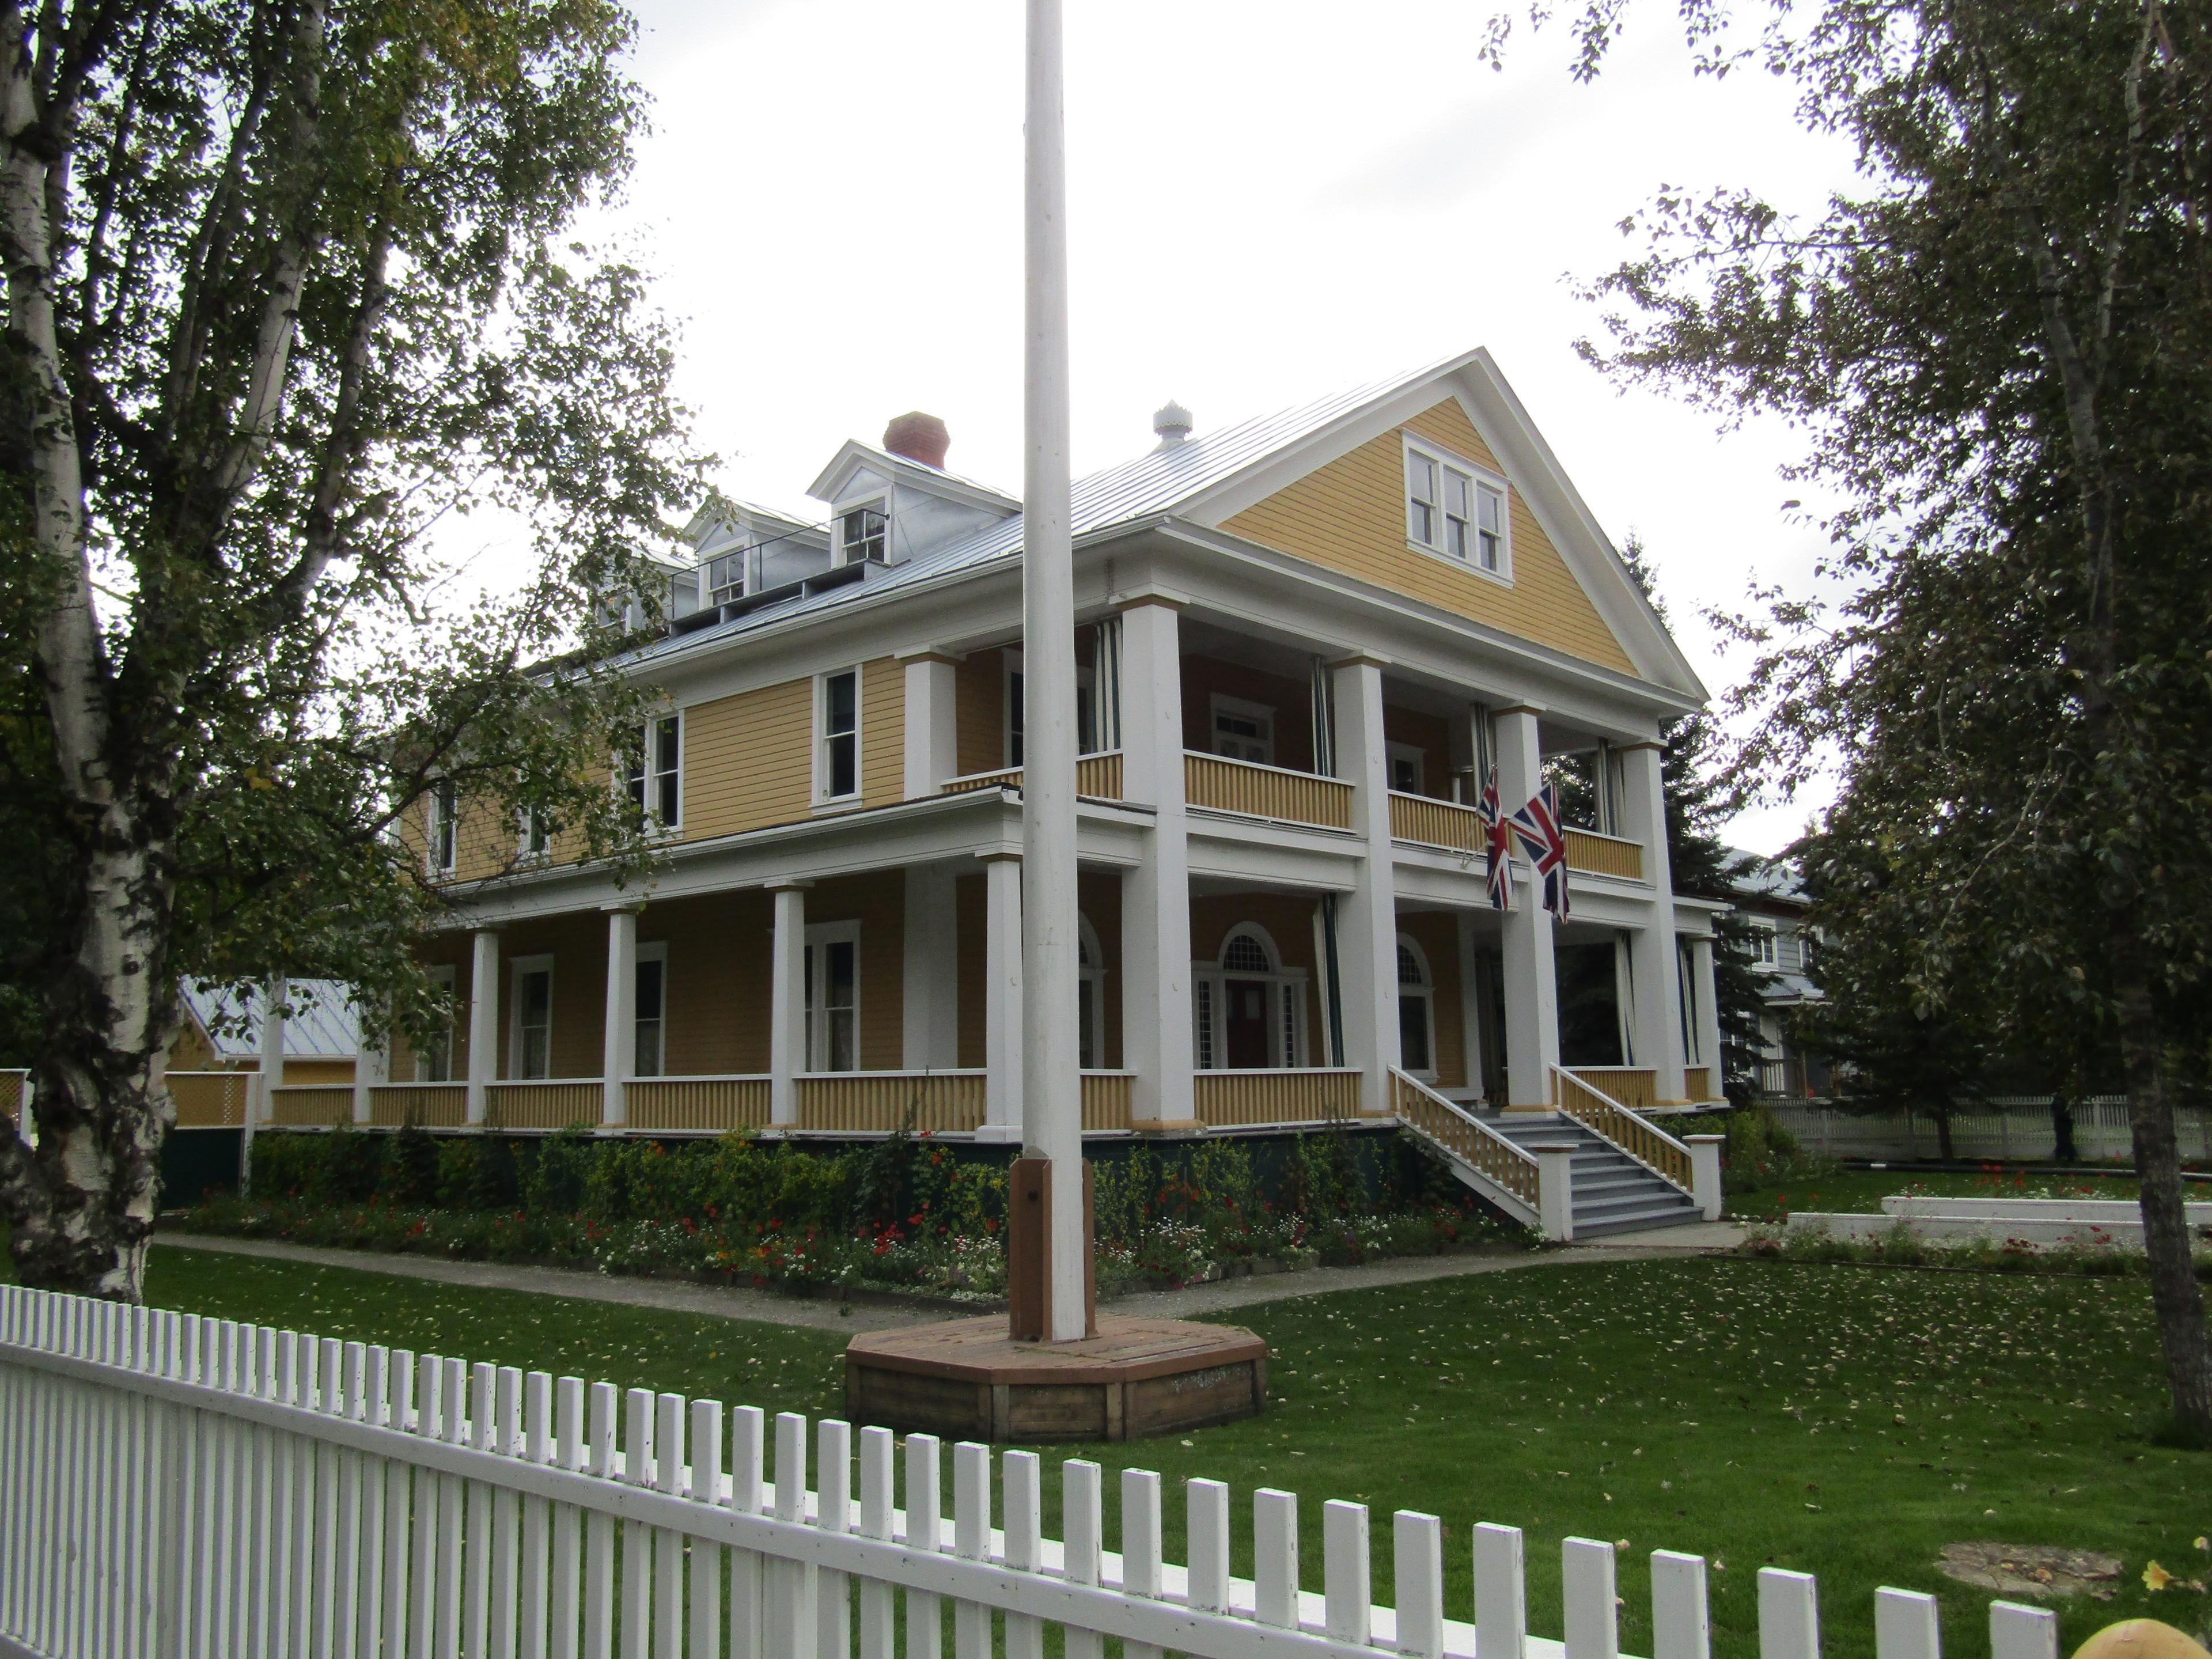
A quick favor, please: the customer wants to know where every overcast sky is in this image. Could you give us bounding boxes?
[570,0,1861,854]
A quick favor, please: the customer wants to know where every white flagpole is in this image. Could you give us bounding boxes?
[1021,0,1089,1340]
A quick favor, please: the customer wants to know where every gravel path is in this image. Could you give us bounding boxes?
[151,1219,1746,1334]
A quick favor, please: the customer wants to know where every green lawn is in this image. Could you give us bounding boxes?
[6,1241,2190,1659]
[1725,1165,2155,1221]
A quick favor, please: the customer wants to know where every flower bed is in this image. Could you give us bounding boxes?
[174,1123,1529,1304]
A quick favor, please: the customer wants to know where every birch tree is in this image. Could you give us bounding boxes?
[1498,0,2212,1435]
[0,0,698,1298]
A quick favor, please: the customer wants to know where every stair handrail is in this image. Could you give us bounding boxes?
[1389,1069,1541,1214]
[1550,1065,1694,1192]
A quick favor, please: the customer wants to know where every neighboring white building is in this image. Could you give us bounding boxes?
[1724,853,1828,1099]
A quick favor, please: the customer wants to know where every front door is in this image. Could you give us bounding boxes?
[1224,979,1270,1068]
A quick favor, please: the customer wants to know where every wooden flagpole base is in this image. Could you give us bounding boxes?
[1006,1156,1097,1341]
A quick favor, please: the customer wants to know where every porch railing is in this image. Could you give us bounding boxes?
[1388,790,1483,851]
[366,1082,468,1128]
[1562,827,1645,880]
[1082,1070,1135,1131]
[1553,1065,1693,1192]
[267,1084,354,1127]
[795,1070,986,1134]
[1391,1069,1541,1223]
[1192,1067,1362,1128]
[938,750,1125,801]
[2,1281,2055,1659]
[625,1075,770,1133]
[0,1068,25,1126]
[1184,752,1354,830]
[486,1078,603,1131]
[1565,1066,1657,1111]
[169,1070,252,1129]
[1683,1065,1715,1102]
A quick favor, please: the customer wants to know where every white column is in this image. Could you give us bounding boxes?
[980,852,1025,1138]
[603,904,641,1126]
[901,652,961,797]
[1456,911,1485,1102]
[1616,741,1687,1100]
[1023,0,1087,1340]
[1493,706,1560,1107]
[1119,600,1195,1124]
[1331,655,1400,1112]
[352,1001,388,1126]
[768,882,810,1126]
[466,932,500,1124]
[256,975,287,1123]
[1692,934,1724,1096]
[902,864,960,1069]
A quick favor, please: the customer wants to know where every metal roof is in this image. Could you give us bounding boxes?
[182,979,361,1059]
[623,355,1465,669]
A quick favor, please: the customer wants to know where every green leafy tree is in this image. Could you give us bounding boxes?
[1495,0,2212,1433]
[0,0,701,1298]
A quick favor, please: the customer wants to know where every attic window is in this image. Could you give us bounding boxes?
[839,505,887,565]
[706,548,747,607]
[1406,434,1510,580]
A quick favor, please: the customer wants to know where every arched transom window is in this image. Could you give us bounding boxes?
[1397,934,1435,1078]
[1194,925,1309,1071]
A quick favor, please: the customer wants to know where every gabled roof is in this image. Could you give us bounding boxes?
[182,979,360,1059]
[806,440,1021,517]
[625,351,1707,702]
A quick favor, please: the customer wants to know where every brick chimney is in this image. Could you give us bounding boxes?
[882,411,950,470]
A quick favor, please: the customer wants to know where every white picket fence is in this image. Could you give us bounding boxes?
[2,1283,2065,1659]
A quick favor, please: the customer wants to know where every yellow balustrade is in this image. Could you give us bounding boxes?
[367,1084,468,1128]
[1563,827,1645,880]
[1390,1070,1541,1207]
[624,1077,771,1133]
[1566,1067,1657,1111]
[1081,1071,1134,1132]
[1192,1069,1361,1128]
[1683,1066,1714,1103]
[485,1081,603,1131]
[941,767,1021,794]
[796,1072,986,1134]
[169,1071,252,1128]
[268,1085,354,1127]
[1554,1067,1692,1190]
[1183,753,1355,831]
[1076,751,1124,800]
[1388,791,1483,852]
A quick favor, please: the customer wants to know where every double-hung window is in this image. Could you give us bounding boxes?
[427,781,459,876]
[518,808,550,860]
[706,548,747,606]
[626,714,681,829]
[839,505,887,565]
[1749,922,1778,969]
[1406,435,1510,578]
[818,669,860,800]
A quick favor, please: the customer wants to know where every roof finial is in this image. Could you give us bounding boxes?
[1153,400,1193,447]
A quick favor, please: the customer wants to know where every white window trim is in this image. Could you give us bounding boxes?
[1077,914,1106,1070]
[1396,933,1438,1081]
[426,781,459,878]
[813,666,865,805]
[1003,648,1024,768]
[507,955,555,1081]
[1192,925,1309,1070]
[516,806,551,863]
[634,941,669,1079]
[1748,918,1779,971]
[1386,740,1429,796]
[1402,431,1513,585]
[803,919,862,1071]
[834,495,889,567]
[621,711,684,836]
[1209,693,1277,767]
[419,965,457,1082]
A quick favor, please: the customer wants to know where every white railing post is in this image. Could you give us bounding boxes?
[819,1418,854,1659]
[1322,1498,1372,1647]
[1475,1522,1528,1659]
[1063,1460,1104,1659]
[1686,1134,1725,1221]
[1190,1479,1232,1615]
[1538,1142,1577,1241]
[1563,1536,1620,1659]
[955,1442,994,1659]
[859,1426,897,1659]
[904,1432,943,1659]
[1004,1449,1044,1659]
[728,1404,765,1659]
[1123,1468,1164,1659]
[1393,1511,1444,1659]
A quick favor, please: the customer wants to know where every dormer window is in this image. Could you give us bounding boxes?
[705,548,747,607]
[838,504,887,565]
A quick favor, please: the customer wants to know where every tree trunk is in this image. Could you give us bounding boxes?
[2050,1090,2078,1164]
[1934,1109,1955,1161]
[2111,927,2212,1441]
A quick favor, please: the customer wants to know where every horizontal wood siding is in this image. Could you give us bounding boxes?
[1190,892,1328,1064]
[652,889,774,1076]
[282,1059,356,1085]
[1398,908,1468,1090]
[1381,704,1455,798]
[956,647,1005,777]
[861,656,904,808]
[810,870,906,1071]
[1219,398,1638,675]
[682,676,812,840]
[486,911,608,1082]
[1180,658,1317,774]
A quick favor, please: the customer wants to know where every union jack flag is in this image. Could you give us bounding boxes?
[1509,782,1571,918]
[1475,765,1513,911]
